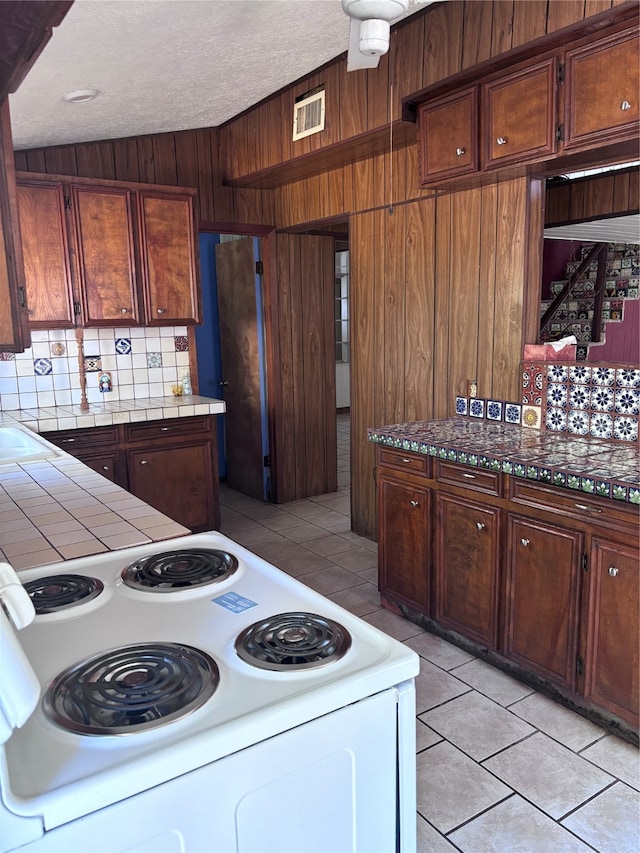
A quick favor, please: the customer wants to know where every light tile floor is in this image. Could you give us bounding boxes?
[219,413,640,852]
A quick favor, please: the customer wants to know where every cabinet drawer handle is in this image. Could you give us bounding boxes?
[574,503,602,513]
[401,457,412,464]
[102,465,109,471]
[496,136,507,146]
[462,472,476,479]
[520,538,530,547]
[410,500,420,508]
[61,438,75,443]
[455,147,466,156]
[620,99,631,111]
[608,566,619,577]
[476,522,485,530]
[140,459,149,465]
[161,427,169,431]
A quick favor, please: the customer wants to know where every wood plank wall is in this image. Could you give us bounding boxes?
[545,168,640,225]
[14,0,629,537]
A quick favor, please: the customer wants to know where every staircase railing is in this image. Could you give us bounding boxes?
[540,243,608,343]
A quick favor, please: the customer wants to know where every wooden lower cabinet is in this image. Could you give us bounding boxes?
[583,537,639,727]
[504,515,583,691]
[44,416,220,532]
[378,473,430,611]
[435,492,501,649]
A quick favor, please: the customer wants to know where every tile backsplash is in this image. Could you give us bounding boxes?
[0,326,191,411]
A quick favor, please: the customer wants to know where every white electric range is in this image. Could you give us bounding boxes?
[0,531,419,853]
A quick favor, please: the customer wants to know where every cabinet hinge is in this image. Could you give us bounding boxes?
[64,195,71,210]
[576,656,584,677]
[73,301,81,316]
[582,552,589,572]
[263,454,270,468]
[18,287,26,308]
[557,63,565,84]
[555,124,564,143]
[256,260,264,276]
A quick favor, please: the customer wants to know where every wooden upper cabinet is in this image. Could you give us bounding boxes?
[71,184,140,327]
[418,87,478,183]
[483,58,558,169]
[563,26,640,151]
[136,190,201,325]
[17,180,75,328]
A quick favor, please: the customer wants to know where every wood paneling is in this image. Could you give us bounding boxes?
[545,168,639,225]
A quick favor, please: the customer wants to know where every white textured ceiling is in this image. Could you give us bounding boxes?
[9,0,426,151]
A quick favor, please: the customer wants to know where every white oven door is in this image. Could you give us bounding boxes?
[5,685,414,853]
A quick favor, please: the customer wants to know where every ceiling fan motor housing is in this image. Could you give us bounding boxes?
[359,19,390,55]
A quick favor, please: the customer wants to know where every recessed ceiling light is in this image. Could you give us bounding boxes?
[63,89,99,104]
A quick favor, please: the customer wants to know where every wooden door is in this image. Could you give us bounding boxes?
[435,492,501,649]
[71,184,139,326]
[505,514,583,689]
[584,538,639,727]
[378,474,430,610]
[137,190,200,325]
[418,87,478,184]
[215,238,266,500]
[17,180,75,328]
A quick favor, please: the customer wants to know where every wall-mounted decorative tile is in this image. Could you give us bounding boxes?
[616,368,640,388]
[0,352,16,361]
[83,355,102,373]
[547,364,569,383]
[567,409,589,435]
[50,342,65,357]
[569,384,590,410]
[569,364,591,384]
[522,405,541,429]
[615,388,639,415]
[486,401,503,421]
[590,413,613,439]
[455,396,468,415]
[505,404,521,425]
[175,336,189,352]
[521,363,545,405]
[115,338,132,355]
[34,358,53,376]
[576,346,588,362]
[547,383,568,407]
[146,352,163,369]
[591,366,615,386]
[469,398,485,418]
[546,408,567,432]
[613,416,638,442]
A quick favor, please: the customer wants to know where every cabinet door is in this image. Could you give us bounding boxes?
[483,57,557,168]
[505,515,582,689]
[435,493,501,649]
[17,180,76,328]
[583,538,639,727]
[378,474,430,611]
[71,184,140,326]
[564,27,639,151]
[136,190,201,325]
[418,87,478,183]
[127,441,215,532]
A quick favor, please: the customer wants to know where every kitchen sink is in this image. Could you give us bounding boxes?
[0,426,61,465]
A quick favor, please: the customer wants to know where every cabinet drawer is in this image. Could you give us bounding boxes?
[124,416,210,444]
[436,460,502,497]
[376,447,430,477]
[44,425,120,451]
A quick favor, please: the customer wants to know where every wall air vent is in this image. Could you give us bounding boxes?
[292,87,325,141]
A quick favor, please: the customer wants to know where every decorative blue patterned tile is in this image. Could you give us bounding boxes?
[115,337,132,355]
[569,365,591,384]
[438,447,448,459]
[590,413,613,439]
[591,386,615,412]
[33,357,52,376]
[614,388,639,415]
[447,448,457,461]
[505,404,521,425]
[616,368,640,388]
[568,410,589,435]
[146,352,163,369]
[547,364,569,383]
[83,355,102,373]
[456,396,468,415]
[469,399,485,418]
[613,415,638,442]
[479,455,491,469]
[546,407,567,432]
[569,384,590,410]
[547,383,568,407]
[486,400,502,421]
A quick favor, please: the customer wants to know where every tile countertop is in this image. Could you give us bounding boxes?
[368,418,640,505]
[0,394,226,433]
[0,396,226,571]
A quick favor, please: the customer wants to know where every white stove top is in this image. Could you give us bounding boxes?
[1,532,419,830]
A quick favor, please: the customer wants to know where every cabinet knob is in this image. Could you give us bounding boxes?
[401,458,412,464]
[156,308,167,315]
[220,380,229,387]
[120,307,129,314]
[102,465,109,471]
[520,538,530,547]
[476,521,485,530]
[410,499,420,508]
[140,459,148,465]
[620,99,631,111]
[496,136,507,146]
[608,566,619,577]
[455,147,466,156]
